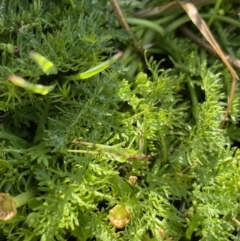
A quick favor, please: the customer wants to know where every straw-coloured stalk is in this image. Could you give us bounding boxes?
[177,1,239,128]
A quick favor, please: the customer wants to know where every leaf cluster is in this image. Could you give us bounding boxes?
[0,1,240,241]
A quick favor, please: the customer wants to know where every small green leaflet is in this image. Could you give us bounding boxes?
[8,51,123,95]
[29,51,58,75]
[8,75,55,95]
[66,51,123,80]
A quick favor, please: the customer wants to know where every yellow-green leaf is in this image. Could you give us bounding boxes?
[8,75,55,95]
[65,51,123,81]
[29,51,57,75]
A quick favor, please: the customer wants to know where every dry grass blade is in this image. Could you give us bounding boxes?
[178,1,239,128]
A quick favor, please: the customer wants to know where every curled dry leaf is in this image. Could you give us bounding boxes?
[109,205,131,229]
[0,193,17,221]
[128,176,138,186]
[158,227,165,238]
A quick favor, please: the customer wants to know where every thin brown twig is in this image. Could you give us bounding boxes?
[180,26,240,69]
[179,160,198,174]
[220,75,237,128]
[109,0,144,56]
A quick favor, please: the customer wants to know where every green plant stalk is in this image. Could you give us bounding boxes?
[165,15,191,34]
[213,20,229,52]
[207,0,223,26]
[13,192,35,208]
[155,13,181,25]
[126,17,165,37]
[33,98,51,144]
[67,149,132,158]
[146,48,166,54]
[160,136,167,164]
[187,80,199,125]
[127,59,141,77]
[212,14,240,28]
[72,140,124,150]
[0,130,29,144]
[69,0,75,8]
[165,14,240,34]
[122,51,137,66]
[64,51,123,81]
[141,29,156,47]
[134,28,145,39]
[67,147,150,160]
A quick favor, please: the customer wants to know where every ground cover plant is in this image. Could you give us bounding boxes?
[1,0,240,240]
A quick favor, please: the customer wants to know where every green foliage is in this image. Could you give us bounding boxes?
[1,0,240,241]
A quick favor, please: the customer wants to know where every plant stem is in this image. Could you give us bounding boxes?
[188,80,199,125]
[165,14,240,34]
[126,18,165,38]
[13,191,35,208]
[207,0,223,26]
